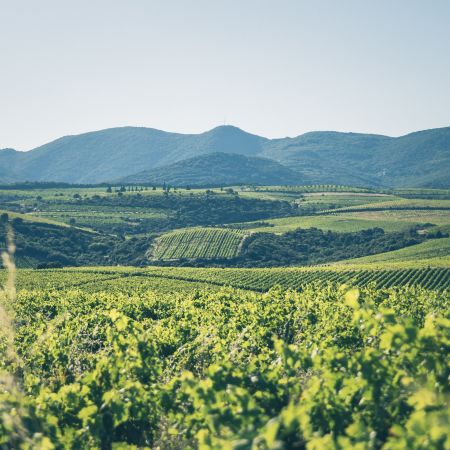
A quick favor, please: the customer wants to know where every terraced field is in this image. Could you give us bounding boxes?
[150,227,247,260]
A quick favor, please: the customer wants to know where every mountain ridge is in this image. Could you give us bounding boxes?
[1,125,449,187]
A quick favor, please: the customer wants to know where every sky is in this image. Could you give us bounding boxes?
[1,0,449,150]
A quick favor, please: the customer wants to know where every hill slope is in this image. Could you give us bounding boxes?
[117,152,306,186]
[1,125,449,187]
[0,126,267,184]
[262,127,450,187]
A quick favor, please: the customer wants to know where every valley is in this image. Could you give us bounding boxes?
[0,183,448,275]
[1,127,449,450]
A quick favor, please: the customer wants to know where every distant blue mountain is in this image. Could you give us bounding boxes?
[1,125,449,187]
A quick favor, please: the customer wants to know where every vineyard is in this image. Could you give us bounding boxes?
[150,227,247,260]
[1,280,449,448]
[136,266,450,292]
[4,263,449,294]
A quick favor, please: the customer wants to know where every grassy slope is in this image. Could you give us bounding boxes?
[336,237,450,267]
[327,198,450,211]
[0,208,70,227]
[240,214,421,234]
[239,190,401,205]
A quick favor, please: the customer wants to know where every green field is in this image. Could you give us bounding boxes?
[0,208,72,227]
[327,197,450,212]
[150,227,247,260]
[239,187,399,205]
[34,208,167,230]
[0,186,227,233]
[239,213,427,234]
[143,265,450,291]
[338,236,450,265]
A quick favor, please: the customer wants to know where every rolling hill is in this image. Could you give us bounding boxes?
[1,125,449,187]
[0,126,268,185]
[117,152,306,186]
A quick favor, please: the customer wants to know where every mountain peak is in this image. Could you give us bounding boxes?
[208,124,245,132]
[204,124,260,137]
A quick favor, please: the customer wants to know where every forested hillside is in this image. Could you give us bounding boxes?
[1,125,449,187]
[117,152,306,186]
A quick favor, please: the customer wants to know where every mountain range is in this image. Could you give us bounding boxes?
[1,125,449,187]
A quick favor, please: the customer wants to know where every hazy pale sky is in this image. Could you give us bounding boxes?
[1,0,449,150]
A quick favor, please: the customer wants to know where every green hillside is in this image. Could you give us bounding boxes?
[0,126,267,184]
[339,236,450,265]
[117,152,306,186]
[1,125,449,187]
[263,126,450,187]
[240,214,420,234]
[2,186,448,269]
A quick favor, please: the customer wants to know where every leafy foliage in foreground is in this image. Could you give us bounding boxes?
[1,284,449,449]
